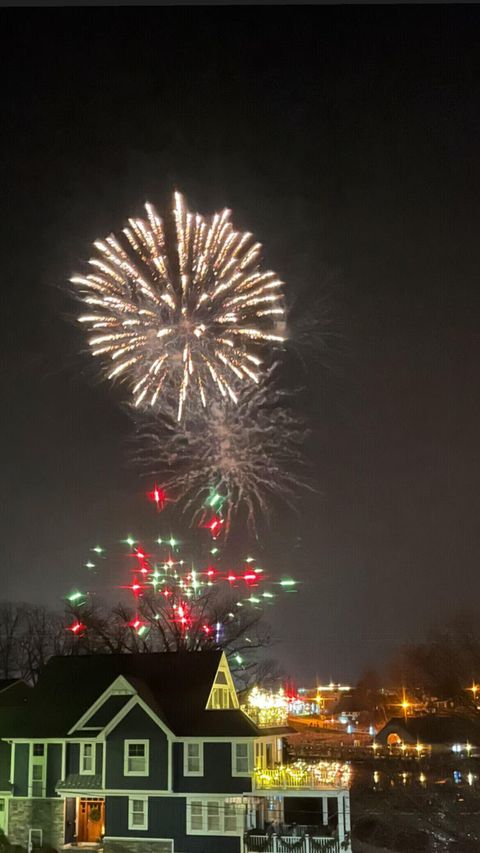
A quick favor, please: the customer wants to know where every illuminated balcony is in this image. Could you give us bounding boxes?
[253,761,351,792]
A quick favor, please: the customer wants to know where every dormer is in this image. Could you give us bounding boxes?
[205,653,239,710]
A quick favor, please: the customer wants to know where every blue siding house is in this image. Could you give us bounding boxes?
[0,652,352,853]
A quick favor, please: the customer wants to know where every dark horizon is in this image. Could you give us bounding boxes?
[1,7,480,683]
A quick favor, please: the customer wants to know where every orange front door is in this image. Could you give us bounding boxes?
[77,799,105,842]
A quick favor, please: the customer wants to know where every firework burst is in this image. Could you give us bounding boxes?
[72,192,286,420]
[132,373,308,533]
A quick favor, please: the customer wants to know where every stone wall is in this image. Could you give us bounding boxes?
[8,798,65,850]
[104,841,175,853]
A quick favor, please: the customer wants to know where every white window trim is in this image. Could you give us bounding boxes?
[28,829,43,849]
[123,740,150,777]
[183,741,204,777]
[128,795,148,831]
[231,741,252,777]
[80,742,96,776]
[28,743,46,798]
[186,795,244,836]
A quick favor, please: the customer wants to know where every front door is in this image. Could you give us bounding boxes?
[77,799,105,842]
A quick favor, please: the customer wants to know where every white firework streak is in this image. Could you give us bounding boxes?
[131,375,309,534]
[72,192,286,419]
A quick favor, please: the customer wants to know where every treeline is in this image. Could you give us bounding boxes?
[355,611,480,706]
[0,596,282,689]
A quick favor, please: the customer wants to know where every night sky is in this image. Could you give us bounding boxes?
[1,7,480,683]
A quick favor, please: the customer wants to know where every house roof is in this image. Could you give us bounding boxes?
[0,679,31,707]
[0,651,258,739]
[0,679,23,692]
[376,714,480,746]
[57,774,102,791]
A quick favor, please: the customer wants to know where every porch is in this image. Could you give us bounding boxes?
[243,787,352,853]
[244,835,340,853]
[253,761,351,793]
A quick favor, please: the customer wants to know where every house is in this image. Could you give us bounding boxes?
[375,714,480,754]
[0,651,352,853]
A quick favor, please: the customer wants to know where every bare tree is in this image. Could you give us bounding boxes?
[0,602,24,678]
[389,610,480,704]
[67,585,275,687]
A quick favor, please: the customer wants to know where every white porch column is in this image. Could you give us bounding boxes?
[322,796,328,826]
[344,792,351,833]
[337,792,345,844]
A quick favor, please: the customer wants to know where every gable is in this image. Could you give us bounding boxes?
[69,675,135,734]
[206,653,239,710]
[87,695,132,727]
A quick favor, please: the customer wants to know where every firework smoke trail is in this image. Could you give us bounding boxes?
[132,371,309,534]
[71,193,286,420]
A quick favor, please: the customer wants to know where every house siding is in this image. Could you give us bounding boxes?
[105,705,168,790]
[13,743,28,796]
[0,741,11,790]
[105,795,241,853]
[89,694,131,726]
[46,744,62,797]
[173,742,251,793]
[67,742,80,775]
[96,741,103,775]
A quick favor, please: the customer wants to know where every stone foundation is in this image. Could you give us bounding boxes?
[104,841,174,853]
[8,798,65,850]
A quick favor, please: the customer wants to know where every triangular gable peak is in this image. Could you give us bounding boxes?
[68,675,136,734]
[205,652,239,710]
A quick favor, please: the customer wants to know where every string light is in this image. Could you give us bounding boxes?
[253,761,351,790]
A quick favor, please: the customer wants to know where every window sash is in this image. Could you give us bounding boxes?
[187,744,200,772]
[80,743,95,774]
[235,743,250,774]
[128,796,148,830]
[190,801,203,831]
[184,741,203,776]
[124,740,149,776]
[207,801,220,832]
[225,803,237,831]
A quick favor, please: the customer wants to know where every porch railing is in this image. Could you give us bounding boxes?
[244,835,340,853]
[253,761,350,791]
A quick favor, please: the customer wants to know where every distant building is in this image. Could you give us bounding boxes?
[375,714,480,754]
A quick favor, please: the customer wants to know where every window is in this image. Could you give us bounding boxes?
[128,796,148,830]
[190,801,203,831]
[124,740,149,776]
[232,742,250,775]
[184,742,203,776]
[207,801,220,832]
[30,743,46,797]
[80,742,96,775]
[187,798,242,835]
[28,829,43,850]
[225,802,238,832]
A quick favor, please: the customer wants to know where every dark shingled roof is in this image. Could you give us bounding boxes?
[57,774,102,791]
[0,680,31,707]
[0,679,23,692]
[377,715,480,746]
[0,651,259,739]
